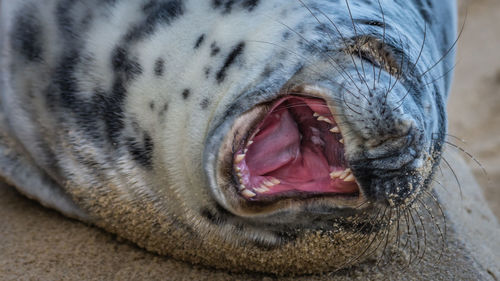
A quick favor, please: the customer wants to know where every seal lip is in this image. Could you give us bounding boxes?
[205,84,369,219]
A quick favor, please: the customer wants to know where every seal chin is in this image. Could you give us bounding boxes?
[210,90,369,219]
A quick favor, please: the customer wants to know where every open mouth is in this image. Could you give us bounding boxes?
[233,95,360,200]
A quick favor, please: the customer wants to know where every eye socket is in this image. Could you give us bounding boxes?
[344,36,403,77]
[356,19,385,27]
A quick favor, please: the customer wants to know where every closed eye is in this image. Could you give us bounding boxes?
[344,35,404,77]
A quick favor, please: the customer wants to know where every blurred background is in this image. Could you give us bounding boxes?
[449,0,500,218]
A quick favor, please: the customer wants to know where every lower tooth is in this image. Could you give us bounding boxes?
[270,178,280,185]
[339,168,351,179]
[242,189,256,198]
[344,174,355,182]
[330,127,340,133]
[235,154,245,164]
[339,139,344,144]
[317,116,333,124]
[262,180,274,187]
[330,171,343,179]
[255,186,270,193]
[239,184,246,190]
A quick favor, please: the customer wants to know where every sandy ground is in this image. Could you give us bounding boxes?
[448,0,500,217]
[0,0,499,280]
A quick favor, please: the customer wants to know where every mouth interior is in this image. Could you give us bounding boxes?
[234,95,359,200]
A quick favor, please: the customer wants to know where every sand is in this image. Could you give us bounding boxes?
[448,0,500,218]
[1,0,499,280]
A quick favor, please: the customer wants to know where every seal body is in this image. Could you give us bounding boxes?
[0,0,457,275]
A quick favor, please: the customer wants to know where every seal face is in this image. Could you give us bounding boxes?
[0,0,457,275]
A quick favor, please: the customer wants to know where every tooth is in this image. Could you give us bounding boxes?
[339,168,351,180]
[237,172,242,178]
[270,178,281,185]
[262,180,275,187]
[344,173,355,182]
[235,167,241,172]
[317,116,333,124]
[242,189,256,198]
[330,126,340,133]
[339,138,344,144]
[239,184,246,191]
[313,112,320,117]
[235,154,245,164]
[247,140,254,146]
[244,148,248,154]
[255,185,270,193]
[330,171,343,179]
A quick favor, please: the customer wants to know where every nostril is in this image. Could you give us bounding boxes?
[362,125,419,162]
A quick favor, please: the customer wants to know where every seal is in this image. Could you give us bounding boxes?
[0,0,458,275]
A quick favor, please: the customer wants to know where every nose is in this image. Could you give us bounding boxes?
[337,66,427,204]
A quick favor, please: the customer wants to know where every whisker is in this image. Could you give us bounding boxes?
[418,10,467,79]
[441,155,463,202]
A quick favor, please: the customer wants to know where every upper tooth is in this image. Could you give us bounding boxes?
[343,173,355,182]
[330,126,340,133]
[317,116,333,124]
[247,140,254,146]
[313,112,320,117]
[242,189,256,198]
[235,154,245,164]
[339,138,344,144]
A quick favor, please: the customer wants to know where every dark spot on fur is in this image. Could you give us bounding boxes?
[241,0,260,11]
[210,42,221,57]
[182,89,191,99]
[194,34,206,49]
[112,46,143,81]
[149,101,155,110]
[282,31,291,40]
[261,66,273,78]
[126,132,154,167]
[201,207,228,225]
[212,0,260,13]
[216,42,245,83]
[104,79,127,141]
[154,58,165,76]
[204,67,211,78]
[159,102,169,118]
[200,98,211,109]
[53,51,80,107]
[55,0,78,39]
[11,6,43,62]
[125,0,184,42]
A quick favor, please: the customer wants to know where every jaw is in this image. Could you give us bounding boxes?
[208,85,368,219]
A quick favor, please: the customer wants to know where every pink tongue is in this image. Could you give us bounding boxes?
[245,108,300,175]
